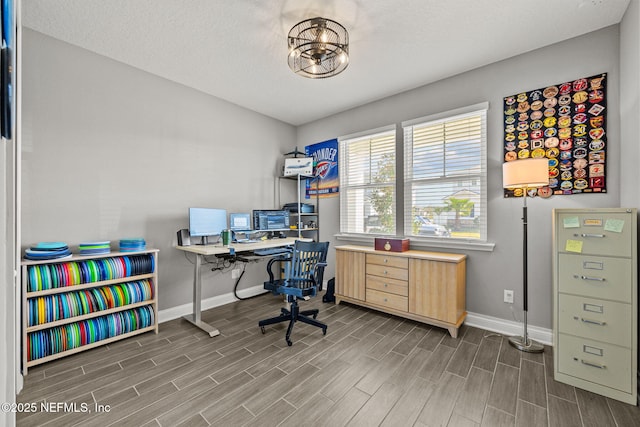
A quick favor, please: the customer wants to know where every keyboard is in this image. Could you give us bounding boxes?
[253,247,291,256]
[235,239,258,243]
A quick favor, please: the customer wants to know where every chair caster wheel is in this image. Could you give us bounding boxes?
[286,340,292,347]
[312,313,318,319]
[322,328,327,335]
[260,326,266,334]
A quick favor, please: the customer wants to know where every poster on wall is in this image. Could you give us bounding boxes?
[503,73,607,198]
[1,0,14,139]
[305,138,339,199]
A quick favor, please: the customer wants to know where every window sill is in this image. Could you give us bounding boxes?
[334,233,496,252]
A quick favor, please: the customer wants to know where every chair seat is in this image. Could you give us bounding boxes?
[264,278,317,298]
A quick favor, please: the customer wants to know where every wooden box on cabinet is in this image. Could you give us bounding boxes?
[552,208,637,405]
[335,245,466,337]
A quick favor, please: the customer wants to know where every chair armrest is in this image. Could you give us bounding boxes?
[266,254,292,283]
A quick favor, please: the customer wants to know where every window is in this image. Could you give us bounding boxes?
[339,126,396,235]
[403,103,487,241]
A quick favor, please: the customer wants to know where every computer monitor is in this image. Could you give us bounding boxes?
[229,213,252,231]
[252,210,290,231]
[188,208,227,245]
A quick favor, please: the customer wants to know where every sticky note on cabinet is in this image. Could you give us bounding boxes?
[604,218,624,233]
[563,216,580,228]
[565,239,583,253]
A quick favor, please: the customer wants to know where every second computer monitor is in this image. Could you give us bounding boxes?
[229,213,252,231]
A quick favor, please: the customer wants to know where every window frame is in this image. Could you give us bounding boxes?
[338,125,397,236]
[402,102,489,243]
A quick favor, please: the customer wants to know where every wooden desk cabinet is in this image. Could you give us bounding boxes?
[335,245,467,337]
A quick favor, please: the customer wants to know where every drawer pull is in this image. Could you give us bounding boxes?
[574,233,605,238]
[576,359,606,369]
[384,259,388,263]
[384,283,388,287]
[573,274,605,282]
[384,270,388,275]
[384,298,388,302]
[573,316,606,326]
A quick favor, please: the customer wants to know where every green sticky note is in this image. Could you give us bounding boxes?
[604,219,624,233]
[565,240,583,253]
[563,216,580,228]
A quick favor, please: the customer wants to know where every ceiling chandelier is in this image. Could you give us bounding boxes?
[287,17,349,79]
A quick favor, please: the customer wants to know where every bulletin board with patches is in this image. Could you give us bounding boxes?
[503,73,606,198]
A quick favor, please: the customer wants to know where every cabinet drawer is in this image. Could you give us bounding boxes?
[558,294,632,347]
[366,263,408,281]
[365,274,408,296]
[556,212,632,257]
[557,333,633,393]
[366,289,408,312]
[366,253,408,269]
[557,254,632,303]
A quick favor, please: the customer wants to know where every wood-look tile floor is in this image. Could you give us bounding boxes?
[17,293,640,427]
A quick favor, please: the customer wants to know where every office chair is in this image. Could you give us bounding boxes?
[258,240,329,346]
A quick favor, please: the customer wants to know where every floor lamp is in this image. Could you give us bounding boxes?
[502,158,549,353]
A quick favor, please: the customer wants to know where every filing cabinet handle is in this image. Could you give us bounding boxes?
[384,270,388,275]
[383,259,388,263]
[579,359,606,369]
[574,233,605,238]
[384,283,388,287]
[573,316,606,326]
[573,274,605,282]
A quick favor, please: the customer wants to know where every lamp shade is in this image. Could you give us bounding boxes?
[503,158,549,189]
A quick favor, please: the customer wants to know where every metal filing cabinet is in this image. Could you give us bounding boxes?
[552,208,637,405]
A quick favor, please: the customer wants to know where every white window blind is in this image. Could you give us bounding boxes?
[339,128,396,235]
[403,104,487,241]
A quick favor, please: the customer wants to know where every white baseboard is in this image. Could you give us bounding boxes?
[159,291,553,347]
[465,311,553,346]
[158,285,267,323]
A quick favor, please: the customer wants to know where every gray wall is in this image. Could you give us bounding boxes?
[621,0,640,210]
[297,26,622,329]
[21,29,297,310]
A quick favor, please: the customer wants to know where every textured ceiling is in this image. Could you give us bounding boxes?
[22,0,630,126]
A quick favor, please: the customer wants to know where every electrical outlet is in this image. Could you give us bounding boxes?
[231,269,241,279]
[504,289,514,304]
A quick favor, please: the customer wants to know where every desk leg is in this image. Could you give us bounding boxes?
[182,253,221,337]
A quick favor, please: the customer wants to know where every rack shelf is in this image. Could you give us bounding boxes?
[21,249,159,374]
[277,174,320,241]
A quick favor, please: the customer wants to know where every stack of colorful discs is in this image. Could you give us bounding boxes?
[26,305,155,361]
[25,254,155,292]
[79,241,111,255]
[119,238,146,252]
[24,242,72,261]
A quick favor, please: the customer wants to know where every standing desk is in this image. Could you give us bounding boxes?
[176,237,300,337]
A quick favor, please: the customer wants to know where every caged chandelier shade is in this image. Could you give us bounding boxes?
[287,17,349,79]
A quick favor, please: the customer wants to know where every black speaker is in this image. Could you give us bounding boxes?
[323,277,335,303]
[177,228,191,246]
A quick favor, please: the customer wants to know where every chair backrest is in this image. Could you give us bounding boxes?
[288,240,329,285]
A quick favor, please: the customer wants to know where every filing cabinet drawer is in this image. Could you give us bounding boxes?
[366,263,409,281]
[557,254,632,303]
[557,333,632,393]
[366,274,408,296]
[557,293,632,347]
[556,212,632,257]
[366,253,408,269]
[366,289,408,312]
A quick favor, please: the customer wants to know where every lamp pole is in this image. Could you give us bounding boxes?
[509,188,544,353]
